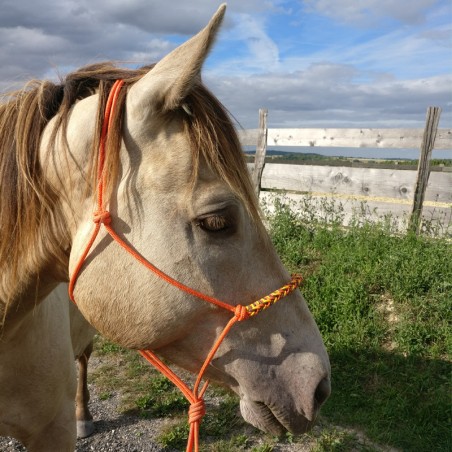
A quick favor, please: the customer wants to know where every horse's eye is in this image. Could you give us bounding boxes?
[196,214,231,232]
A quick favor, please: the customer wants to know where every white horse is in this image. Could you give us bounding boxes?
[0,5,330,451]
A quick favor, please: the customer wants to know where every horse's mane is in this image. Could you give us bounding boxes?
[0,62,260,306]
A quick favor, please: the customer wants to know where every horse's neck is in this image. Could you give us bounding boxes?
[0,262,65,337]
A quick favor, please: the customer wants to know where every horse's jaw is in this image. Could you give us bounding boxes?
[240,398,315,436]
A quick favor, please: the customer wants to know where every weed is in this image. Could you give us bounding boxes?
[95,338,124,355]
[251,444,274,452]
[312,427,374,451]
[156,393,246,449]
[98,392,113,401]
[158,421,189,450]
[208,434,250,451]
[135,374,188,418]
[202,394,244,437]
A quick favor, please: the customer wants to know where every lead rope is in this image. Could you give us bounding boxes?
[68,80,303,452]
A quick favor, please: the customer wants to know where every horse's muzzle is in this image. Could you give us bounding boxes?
[239,376,331,435]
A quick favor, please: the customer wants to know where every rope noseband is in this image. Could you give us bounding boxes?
[69,80,303,452]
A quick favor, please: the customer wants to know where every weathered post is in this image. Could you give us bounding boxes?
[252,108,268,196]
[409,106,442,234]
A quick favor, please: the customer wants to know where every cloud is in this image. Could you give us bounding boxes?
[206,67,452,128]
[0,1,280,89]
[420,26,452,46]
[1,0,450,131]
[103,0,292,33]
[0,0,182,90]
[0,0,280,36]
[99,0,225,34]
[315,26,452,79]
[303,0,439,26]
[221,13,280,70]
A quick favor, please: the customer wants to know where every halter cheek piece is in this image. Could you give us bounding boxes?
[69,80,302,452]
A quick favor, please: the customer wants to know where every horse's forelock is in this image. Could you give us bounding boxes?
[182,85,262,228]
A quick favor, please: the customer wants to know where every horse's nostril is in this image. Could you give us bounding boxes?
[315,377,331,406]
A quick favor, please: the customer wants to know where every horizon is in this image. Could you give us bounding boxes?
[243,146,452,160]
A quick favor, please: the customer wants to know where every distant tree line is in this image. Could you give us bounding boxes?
[244,151,452,167]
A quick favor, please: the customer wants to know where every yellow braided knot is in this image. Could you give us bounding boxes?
[245,274,303,317]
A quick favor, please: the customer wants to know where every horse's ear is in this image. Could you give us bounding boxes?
[127,4,226,117]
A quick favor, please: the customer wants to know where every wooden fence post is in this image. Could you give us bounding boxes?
[409,106,442,234]
[252,108,268,196]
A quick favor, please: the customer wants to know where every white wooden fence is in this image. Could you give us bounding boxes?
[239,107,452,233]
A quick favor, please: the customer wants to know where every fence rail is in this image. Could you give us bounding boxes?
[238,107,452,233]
[239,127,452,149]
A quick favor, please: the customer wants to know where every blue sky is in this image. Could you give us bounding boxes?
[1,1,451,157]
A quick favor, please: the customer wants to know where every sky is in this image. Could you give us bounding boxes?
[1,0,451,157]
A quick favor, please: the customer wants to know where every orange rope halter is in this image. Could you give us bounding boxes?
[69,80,303,452]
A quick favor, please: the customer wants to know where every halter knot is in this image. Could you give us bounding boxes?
[94,210,111,225]
[234,304,250,321]
[188,399,206,424]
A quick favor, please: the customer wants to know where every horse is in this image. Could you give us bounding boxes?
[0,284,96,449]
[0,4,330,451]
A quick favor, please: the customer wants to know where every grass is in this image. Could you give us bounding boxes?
[266,195,452,451]
[89,195,451,451]
[90,341,275,450]
[157,394,247,450]
[91,340,188,416]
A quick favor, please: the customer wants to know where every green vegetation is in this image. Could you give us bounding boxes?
[244,150,452,168]
[90,196,451,451]
[91,340,187,415]
[157,394,247,450]
[430,158,452,167]
[135,375,189,418]
[267,195,451,451]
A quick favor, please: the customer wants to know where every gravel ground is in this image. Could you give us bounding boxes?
[0,383,315,451]
[0,355,316,452]
[0,381,169,452]
[1,347,400,452]
[0,351,396,452]
[0,377,394,452]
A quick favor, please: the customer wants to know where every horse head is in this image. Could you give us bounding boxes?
[41,4,330,437]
